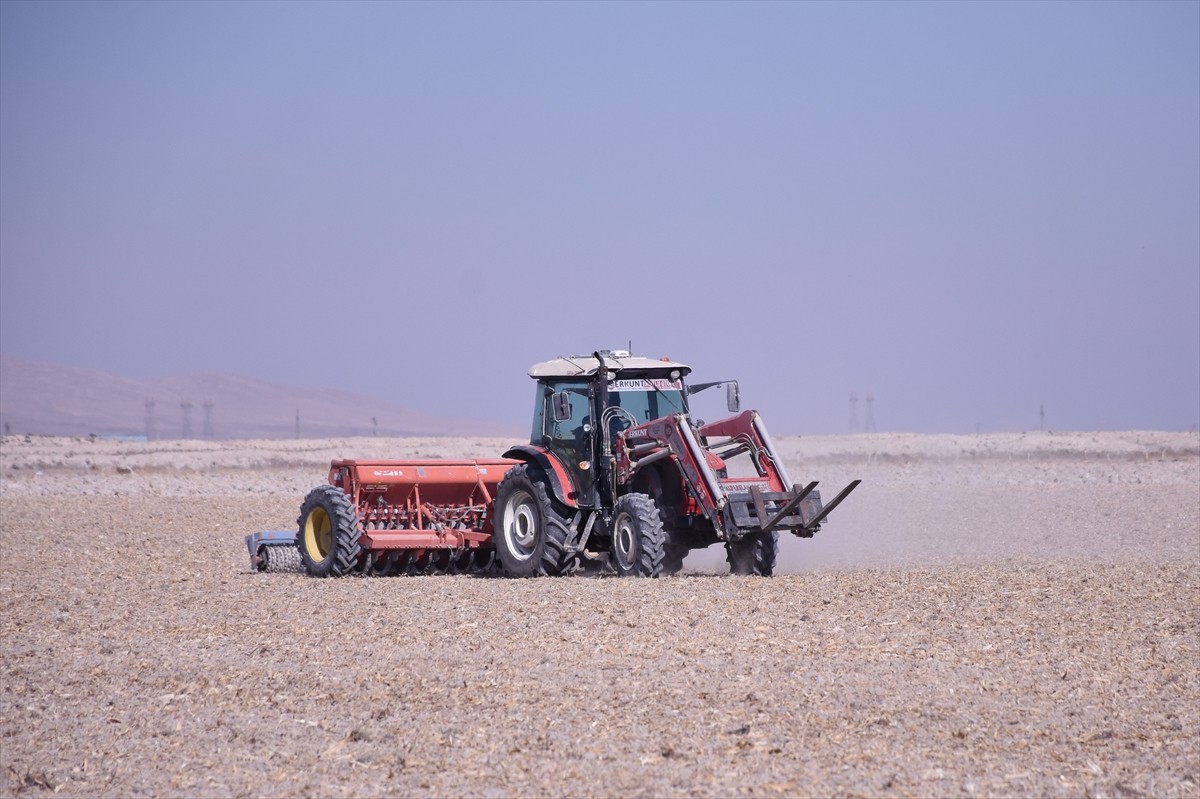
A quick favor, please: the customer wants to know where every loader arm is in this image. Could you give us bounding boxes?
[617,410,860,542]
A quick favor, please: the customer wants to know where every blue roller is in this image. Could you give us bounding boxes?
[245,530,298,571]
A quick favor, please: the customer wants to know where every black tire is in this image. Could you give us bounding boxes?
[662,539,688,576]
[655,492,687,575]
[611,493,666,578]
[297,484,363,577]
[640,474,684,575]
[492,464,572,577]
[726,531,778,576]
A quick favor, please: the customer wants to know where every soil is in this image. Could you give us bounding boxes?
[1,431,1197,798]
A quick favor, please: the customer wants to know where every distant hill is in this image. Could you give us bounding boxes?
[0,357,510,439]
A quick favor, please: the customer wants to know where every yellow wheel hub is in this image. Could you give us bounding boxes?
[304,507,332,560]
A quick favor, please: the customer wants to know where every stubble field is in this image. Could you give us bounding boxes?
[1,431,1197,798]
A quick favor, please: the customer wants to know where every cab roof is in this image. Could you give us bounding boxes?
[528,350,692,380]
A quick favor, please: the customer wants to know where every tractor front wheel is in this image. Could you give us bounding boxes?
[611,493,666,578]
[492,464,571,577]
[726,531,778,576]
[297,484,363,577]
[662,539,688,575]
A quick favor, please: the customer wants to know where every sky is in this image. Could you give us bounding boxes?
[1,0,1197,436]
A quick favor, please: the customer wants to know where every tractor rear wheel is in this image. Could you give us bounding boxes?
[297,485,363,577]
[611,494,666,578]
[726,531,778,576]
[492,464,572,577]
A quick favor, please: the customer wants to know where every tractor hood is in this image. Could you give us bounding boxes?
[528,351,692,380]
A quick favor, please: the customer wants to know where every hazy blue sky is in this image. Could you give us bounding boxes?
[2,0,1197,435]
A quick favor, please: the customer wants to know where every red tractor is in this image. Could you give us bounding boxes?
[246,350,858,577]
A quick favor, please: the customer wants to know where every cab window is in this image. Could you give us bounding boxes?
[533,380,590,443]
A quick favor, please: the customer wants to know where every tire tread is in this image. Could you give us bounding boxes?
[297,484,363,577]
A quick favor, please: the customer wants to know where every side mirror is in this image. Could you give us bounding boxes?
[552,392,572,422]
[726,382,741,413]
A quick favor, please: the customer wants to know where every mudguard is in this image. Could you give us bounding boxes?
[501,444,579,508]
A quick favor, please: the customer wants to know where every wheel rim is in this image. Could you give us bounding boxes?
[304,506,332,560]
[613,511,637,570]
[503,489,539,562]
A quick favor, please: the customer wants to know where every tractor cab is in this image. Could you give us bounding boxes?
[524,350,696,507]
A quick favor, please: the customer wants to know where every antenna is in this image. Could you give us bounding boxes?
[202,401,214,439]
[295,409,300,439]
[144,398,157,441]
[180,401,193,439]
[865,392,876,433]
[848,393,859,434]
[372,416,378,437]
[1040,403,1045,431]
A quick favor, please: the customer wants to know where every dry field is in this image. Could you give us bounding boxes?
[1,431,1197,798]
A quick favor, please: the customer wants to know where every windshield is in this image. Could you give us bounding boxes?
[608,377,686,423]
